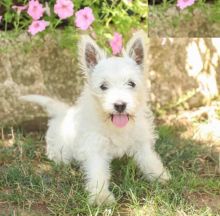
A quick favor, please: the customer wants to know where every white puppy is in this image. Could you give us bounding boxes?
[20,31,170,205]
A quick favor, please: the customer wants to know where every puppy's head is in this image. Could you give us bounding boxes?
[78,31,147,129]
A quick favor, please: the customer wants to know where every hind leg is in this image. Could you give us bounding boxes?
[46,142,72,164]
[46,130,72,164]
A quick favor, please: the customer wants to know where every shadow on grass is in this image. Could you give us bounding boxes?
[0,123,219,215]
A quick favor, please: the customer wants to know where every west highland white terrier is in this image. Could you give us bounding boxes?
[20,31,170,205]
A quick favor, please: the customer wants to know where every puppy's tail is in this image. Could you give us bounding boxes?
[20,95,69,117]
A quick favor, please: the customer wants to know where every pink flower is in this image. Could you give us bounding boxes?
[109,32,123,55]
[54,0,74,20]
[12,5,28,13]
[177,0,196,10]
[28,20,49,35]
[0,16,2,23]
[75,7,94,30]
[27,0,44,20]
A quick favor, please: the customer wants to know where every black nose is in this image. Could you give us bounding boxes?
[114,102,127,113]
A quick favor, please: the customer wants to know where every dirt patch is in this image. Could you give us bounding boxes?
[0,202,50,216]
[185,192,220,213]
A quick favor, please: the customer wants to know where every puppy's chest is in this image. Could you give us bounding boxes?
[107,133,134,158]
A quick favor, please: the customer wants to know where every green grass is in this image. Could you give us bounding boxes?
[0,125,220,215]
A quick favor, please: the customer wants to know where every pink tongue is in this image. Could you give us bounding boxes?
[112,114,129,128]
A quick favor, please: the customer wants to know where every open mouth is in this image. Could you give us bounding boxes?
[111,114,129,128]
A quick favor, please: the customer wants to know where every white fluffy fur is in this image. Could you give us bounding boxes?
[20,31,170,205]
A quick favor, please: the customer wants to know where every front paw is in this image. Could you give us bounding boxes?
[89,190,116,206]
[158,169,171,184]
[147,169,171,183]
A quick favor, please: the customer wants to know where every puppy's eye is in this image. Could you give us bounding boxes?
[100,83,108,91]
[128,81,136,88]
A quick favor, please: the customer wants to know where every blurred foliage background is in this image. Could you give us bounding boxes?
[0,0,147,50]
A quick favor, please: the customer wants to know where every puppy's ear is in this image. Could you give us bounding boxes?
[78,35,106,74]
[125,30,146,66]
